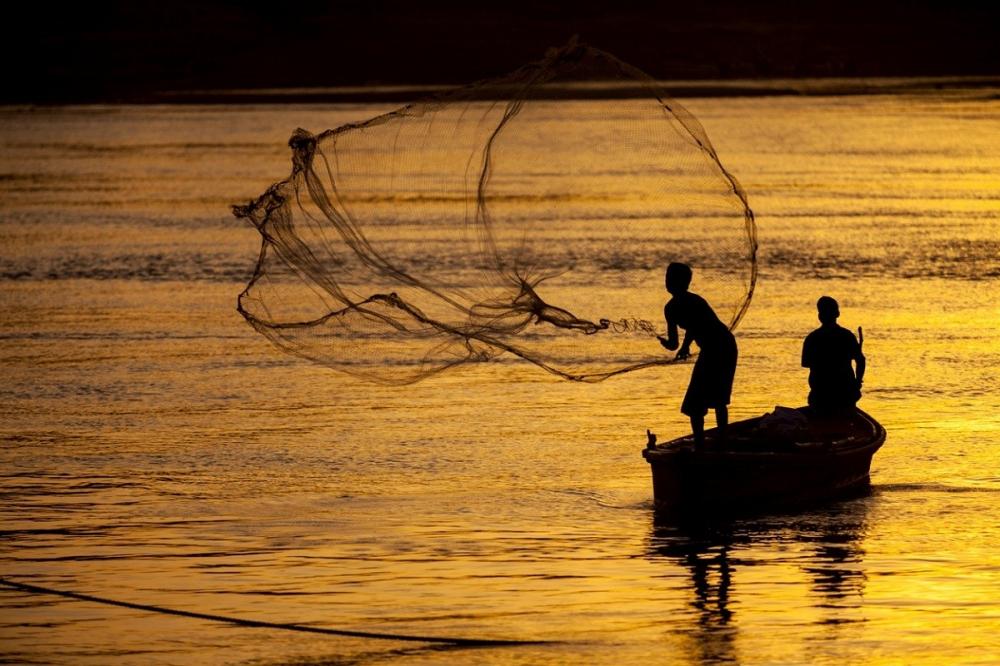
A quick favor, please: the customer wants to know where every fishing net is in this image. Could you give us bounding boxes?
[233,42,757,384]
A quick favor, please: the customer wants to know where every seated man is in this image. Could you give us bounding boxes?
[802,296,866,413]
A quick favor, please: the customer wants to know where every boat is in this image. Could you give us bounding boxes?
[642,406,886,514]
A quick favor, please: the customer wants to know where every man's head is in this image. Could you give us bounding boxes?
[817,296,840,325]
[666,262,692,295]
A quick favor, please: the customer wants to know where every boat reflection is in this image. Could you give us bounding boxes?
[646,493,873,660]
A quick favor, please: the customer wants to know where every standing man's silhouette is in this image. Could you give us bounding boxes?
[658,262,738,447]
[802,296,866,413]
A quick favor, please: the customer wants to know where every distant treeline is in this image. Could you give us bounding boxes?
[6,0,999,103]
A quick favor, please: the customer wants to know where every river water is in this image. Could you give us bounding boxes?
[1,91,999,664]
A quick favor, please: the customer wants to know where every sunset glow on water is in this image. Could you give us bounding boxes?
[2,92,999,664]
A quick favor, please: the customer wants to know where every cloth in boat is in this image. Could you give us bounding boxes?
[802,323,863,411]
[665,292,738,417]
[760,406,811,438]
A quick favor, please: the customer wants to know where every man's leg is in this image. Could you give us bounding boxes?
[716,406,729,440]
[691,415,705,447]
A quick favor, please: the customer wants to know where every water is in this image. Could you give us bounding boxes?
[1,92,999,664]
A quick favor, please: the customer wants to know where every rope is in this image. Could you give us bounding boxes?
[0,577,546,647]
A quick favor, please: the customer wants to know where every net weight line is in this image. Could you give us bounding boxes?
[0,577,547,647]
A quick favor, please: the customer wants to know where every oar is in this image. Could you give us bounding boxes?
[857,326,865,393]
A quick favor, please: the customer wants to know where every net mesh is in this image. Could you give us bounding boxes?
[233,42,757,384]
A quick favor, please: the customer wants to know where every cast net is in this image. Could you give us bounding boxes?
[233,42,757,384]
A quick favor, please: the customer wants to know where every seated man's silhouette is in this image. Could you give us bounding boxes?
[802,296,866,413]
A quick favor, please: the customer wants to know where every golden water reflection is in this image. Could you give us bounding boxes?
[2,95,999,664]
[647,496,871,663]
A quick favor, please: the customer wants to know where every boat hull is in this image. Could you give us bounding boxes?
[642,408,886,514]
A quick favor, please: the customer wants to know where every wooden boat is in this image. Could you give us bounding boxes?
[642,407,886,514]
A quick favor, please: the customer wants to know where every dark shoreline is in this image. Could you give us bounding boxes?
[11,2,998,106]
[13,77,999,107]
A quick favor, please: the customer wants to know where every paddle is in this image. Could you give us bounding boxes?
[857,326,865,391]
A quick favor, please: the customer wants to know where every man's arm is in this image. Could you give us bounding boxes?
[659,304,680,351]
[676,331,693,360]
[801,336,812,368]
[664,317,679,350]
[658,320,692,360]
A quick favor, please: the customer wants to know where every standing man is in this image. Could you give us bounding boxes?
[658,262,738,447]
[802,296,866,413]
